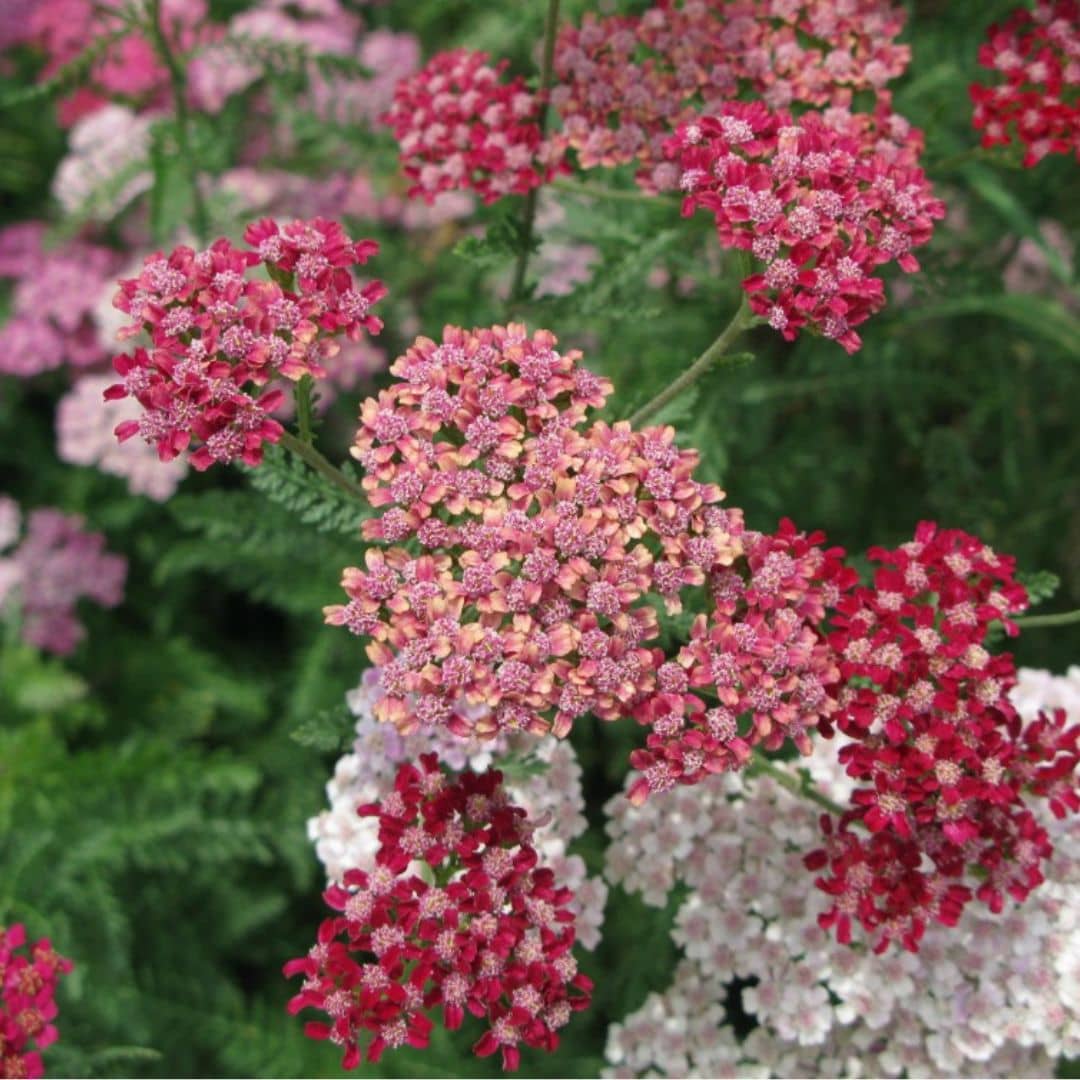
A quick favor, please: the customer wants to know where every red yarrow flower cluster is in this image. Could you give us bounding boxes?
[553,0,911,192]
[285,755,592,1072]
[382,49,567,204]
[325,323,744,740]
[970,0,1080,167]
[0,924,72,1080]
[806,522,1080,953]
[627,518,854,802]
[670,102,945,353]
[106,218,386,471]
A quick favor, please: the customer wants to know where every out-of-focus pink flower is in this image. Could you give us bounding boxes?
[0,502,126,655]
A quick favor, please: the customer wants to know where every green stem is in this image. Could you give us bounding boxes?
[146,0,210,244]
[626,301,755,427]
[508,0,561,304]
[1014,607,1080,629]
[747,754,847,817]
[550,178,665,204]
[278,431,367,502]
[295,375,315,446]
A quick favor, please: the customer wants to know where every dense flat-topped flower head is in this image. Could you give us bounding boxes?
[553,0,911,192]
[668,102,945,352]
[970,0,1080,167]
[105,219,386,471]
[807,522,1080,952]
[382,49,567,204]
[628,518,856,802]
[0,923,73,1079]
[285,756,592,1072]
[326,323,745,741]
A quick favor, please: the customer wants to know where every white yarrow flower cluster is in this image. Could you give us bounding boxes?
[603,665,1080,1077]
[308,668,607,948]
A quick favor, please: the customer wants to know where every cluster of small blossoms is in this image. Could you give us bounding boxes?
[970,1,1080,167]
[307,668,607,948]
[670,102,945,353]
[325,323,744,740]
[627,518,855,802]
[51,105,155,222]
[16,0,214,127]
[808,522,1080,953]
[0,925,72,1080]
[0,223,119,376]
[286,755,593,1071]
[0,497,127,656]
[552,0,911,192]
[381,50,567,204]
[57,374,188,501]
[603,747,1080,1078]
[105,218,386,470]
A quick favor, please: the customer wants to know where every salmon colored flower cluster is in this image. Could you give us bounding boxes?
[381,50,567,204]
[669,102,945,352]
[627,519,855,802]
[807,522,1080,953]
[285,755,592,1072]
[325,323,744,739]
[552,0,911,191]
[106,218,386,470]
[0,924,72,1080]
[970,0,1080,167]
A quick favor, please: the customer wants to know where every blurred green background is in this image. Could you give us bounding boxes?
[0,0,1077,1075]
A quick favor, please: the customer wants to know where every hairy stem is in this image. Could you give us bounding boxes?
[747,754,847,817]
[278,431,366,502]
[508,0,561,304]
[146,0,210,244]
[626,301,754,427]
[295,375,315,446]
[1014,607,1080,629]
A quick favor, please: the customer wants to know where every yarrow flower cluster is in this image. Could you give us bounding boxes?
[286,755,593,1071]
[308,669,608,950]
[106,218,386,470]
[670,102,945,353]
[603,744,1080,1078]
[381,50,567,204]
[0,925,72,1080]
[970,1,1080,167]
[627,518,854,802]
[809,522,1080,953]
[552,0,912,191]
[18,0,213,127]
[325,322,745,741]
[0,223,119,377]
[0,497,127,656]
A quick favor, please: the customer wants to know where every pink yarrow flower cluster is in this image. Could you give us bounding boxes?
[106,218,386,471]
[808,522,1080,953]
[628,519,855,802]
[0,498,127,656]
[670,102,945,353]
[0,925,72,1080]
[325,323,744,740]
[381,49,567,204]
[285,755,592,1072]
[553,0,911,192]
[18,0,213,127]
[0,223,119,377]
[970,0,1080,167]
